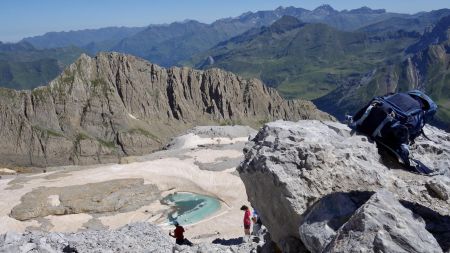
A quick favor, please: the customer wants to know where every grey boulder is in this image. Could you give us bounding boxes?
[325,190,442,253]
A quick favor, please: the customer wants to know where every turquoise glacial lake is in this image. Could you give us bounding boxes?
[162,192,221,225]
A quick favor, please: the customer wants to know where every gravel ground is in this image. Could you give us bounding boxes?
[0,222,273,253]
[0,222,174,253]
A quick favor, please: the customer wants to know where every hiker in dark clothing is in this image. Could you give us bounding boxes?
[169,221,193,246]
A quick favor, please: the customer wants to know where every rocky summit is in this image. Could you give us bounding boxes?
[239,120,450,253]
[0,52,332,167]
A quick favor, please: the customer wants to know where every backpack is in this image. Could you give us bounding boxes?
[347,90,437,174]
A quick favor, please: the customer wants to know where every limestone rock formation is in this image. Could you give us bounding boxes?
[239,120,450,253]
[0,52,332,167]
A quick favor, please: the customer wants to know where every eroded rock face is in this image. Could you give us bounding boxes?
[0,53,332,167]
[238,120,450,252]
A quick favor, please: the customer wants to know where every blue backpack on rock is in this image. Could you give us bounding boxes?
[347,90,438,174]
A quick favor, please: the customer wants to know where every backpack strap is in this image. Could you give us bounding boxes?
[410,159,443,176]
[420,129,433,141]
[350,101,379,129]
[377,139,438,175]
[372,111,395,138]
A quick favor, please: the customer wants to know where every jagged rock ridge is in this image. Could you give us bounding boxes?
[0,52,332,167]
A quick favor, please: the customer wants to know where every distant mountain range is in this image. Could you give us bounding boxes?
[2,4,450,129]
[358,8,450,34]
[22,26,145,50]
[0,4,419,90]
[191,16,419,100]
[0,41,84,90]
[20,5,435,67]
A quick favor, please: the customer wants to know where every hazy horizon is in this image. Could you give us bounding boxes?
[1,0,450,42]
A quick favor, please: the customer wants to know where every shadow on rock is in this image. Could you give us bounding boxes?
[377,146,407,171]
[401,200,450,252]
[299,191,374,253]
[212,237,244,246]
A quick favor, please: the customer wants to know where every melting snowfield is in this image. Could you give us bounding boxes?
[0,126,255,242]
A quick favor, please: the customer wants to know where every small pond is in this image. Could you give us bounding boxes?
[161,192,221,225]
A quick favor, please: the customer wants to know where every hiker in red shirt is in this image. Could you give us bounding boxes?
[169,221,192,246]
[240,205,251,235]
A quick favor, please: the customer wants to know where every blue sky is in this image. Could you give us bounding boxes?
[1,0,449,42]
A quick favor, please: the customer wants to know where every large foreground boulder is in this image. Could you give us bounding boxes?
[238,120,450,252]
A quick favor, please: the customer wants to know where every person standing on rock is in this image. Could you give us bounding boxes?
[240,205,251,236]
[169,221,192,246]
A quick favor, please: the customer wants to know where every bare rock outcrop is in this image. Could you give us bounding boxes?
[0,52,332,167]
[325,190,442,253]
[238,120,450,252]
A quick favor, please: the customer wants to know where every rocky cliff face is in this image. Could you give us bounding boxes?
[0,52,332,167]
[239,120,450,252]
